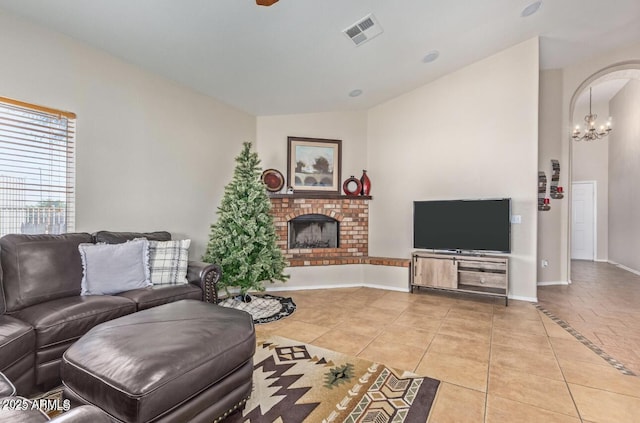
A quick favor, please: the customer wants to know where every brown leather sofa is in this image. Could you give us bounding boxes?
[0,231,221,395]
[0,371,116,422]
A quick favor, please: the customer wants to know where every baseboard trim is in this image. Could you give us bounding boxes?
[537,281,570,286]
[608,260,640,276]
[594,259,609,263]
[265,283,363,292]
[508,294,538,303]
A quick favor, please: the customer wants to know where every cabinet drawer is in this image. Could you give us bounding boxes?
[458,260,506,272]
[458,271,506,290]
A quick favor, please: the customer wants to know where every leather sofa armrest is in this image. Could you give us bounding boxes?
[0,372,15,397]
[50,405,116,423]
[187,261,221,304]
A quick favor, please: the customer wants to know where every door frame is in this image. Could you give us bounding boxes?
[571,180,597,261]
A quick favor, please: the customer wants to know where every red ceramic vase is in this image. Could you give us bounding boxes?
[360,170,371,196]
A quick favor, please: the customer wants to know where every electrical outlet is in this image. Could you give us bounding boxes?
[541,259,549,268]
[511,215,522,224]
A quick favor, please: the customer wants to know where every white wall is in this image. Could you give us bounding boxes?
[0,11,256,257]
[538,70,565,283]
[367,39,540,301]
[608,80,640,272]
[571,99,609,261]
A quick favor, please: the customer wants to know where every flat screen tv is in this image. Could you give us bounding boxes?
[413,198,511,253]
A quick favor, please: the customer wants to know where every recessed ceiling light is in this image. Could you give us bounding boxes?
[422,50,440,63]
[521,1,542,17]
[349,89,363,97]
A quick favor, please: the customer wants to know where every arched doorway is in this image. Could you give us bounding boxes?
[567,61,640,280]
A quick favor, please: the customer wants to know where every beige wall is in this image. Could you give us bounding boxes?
[571,99,609,261]
[368,39,540,300]
[537,70,565,283]
[608,80,640,272]
[255,110,368,185]
[0,11,256,258]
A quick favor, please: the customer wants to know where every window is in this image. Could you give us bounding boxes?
[0,96,76,237]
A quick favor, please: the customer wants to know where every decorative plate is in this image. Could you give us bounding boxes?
[261,169,285,192]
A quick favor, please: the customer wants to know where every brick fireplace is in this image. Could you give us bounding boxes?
[269,194,410,268]
[269,194,369,266]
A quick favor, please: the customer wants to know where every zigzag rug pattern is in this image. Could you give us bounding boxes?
[226,336,440,422]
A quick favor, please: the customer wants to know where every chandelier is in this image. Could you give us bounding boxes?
[572,87,612,141]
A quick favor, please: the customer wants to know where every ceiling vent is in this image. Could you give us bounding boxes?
[342,14,383,46]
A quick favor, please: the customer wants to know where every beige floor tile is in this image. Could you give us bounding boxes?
[374,324,436,349]
[493,303,541,321]
[490,343,564,380]
[428,334,490,363]
[427,382,485,423]
[404,302,452,319]
[569,383,640,423]
[334,317,385,338]
[310,328,373,356]
[445,307,493,322]
[540,315,578,340]
[438,319,492,343]
[357,338,425,372]
[416,351,488,392]
[451,298,496,314]
[394,311,444,332]
[558,358,640,399]
[491,328,553,352]
[351,305,405,323]
[492,315,547,336]
[488,365,578,417]
[271,321,330,343]
[368,297,411,312]
[548,337,609,366]
[485,394,581,423]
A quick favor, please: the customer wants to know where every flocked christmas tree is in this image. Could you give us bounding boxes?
[203,142,288,298]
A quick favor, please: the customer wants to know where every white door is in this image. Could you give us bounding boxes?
[571,181,596,260]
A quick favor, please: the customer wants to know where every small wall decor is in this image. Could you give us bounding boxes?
[538,171,550,211]
[343,176,362,196]
[261,169,285,192]
[287,137,342,194]
[550,159,564,199]
[360,170,371,196]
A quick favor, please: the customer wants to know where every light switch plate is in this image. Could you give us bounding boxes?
[511,215,522,224]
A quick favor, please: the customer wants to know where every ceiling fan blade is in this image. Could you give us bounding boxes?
[256,0,279,6]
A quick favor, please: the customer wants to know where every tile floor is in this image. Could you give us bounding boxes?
[538,260,640,375]
[256,284,640,422]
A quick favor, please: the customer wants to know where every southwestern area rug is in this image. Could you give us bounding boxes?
[34,336,440,422]
[227,336,441,422]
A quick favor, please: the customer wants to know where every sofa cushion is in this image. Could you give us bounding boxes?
[116,284,202,311]
[0,315,34,372]
[0,233,93,312]
[13,296,136,349]
[148,239,191,285]
[94,231,171,244]
[79,240,151,295]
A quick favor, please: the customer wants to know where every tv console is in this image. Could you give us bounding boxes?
[410,251,509,306]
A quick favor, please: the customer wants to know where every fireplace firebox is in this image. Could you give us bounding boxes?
[288,214,339,249]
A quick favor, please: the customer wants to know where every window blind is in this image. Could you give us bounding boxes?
[0,96,76,237]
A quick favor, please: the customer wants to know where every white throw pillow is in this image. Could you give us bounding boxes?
[79,239,151,295]
[148,239,191,285]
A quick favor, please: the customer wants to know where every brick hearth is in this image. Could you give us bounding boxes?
[269,194,409,268]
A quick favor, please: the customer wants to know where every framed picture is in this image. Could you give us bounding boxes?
[287,137,342,194]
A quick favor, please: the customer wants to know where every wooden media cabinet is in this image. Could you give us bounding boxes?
[410,251,509,305]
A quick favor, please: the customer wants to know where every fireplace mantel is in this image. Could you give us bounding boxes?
[269,194,372,200]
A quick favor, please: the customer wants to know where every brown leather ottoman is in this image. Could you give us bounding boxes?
[60,300,255,423]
